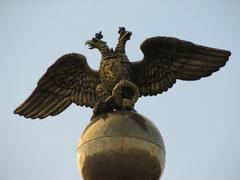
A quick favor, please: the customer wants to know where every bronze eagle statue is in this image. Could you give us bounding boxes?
[14,27,231,119]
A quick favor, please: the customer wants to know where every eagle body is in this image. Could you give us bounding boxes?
[14,28,231,119]
[99,54,131,89]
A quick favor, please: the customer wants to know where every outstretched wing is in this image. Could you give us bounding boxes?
[131,37,231,96]
[14,53,100,119]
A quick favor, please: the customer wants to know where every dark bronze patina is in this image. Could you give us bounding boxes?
[14,27,231,119]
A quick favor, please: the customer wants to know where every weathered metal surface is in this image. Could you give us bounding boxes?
[14,27,230,119]
[77,111,165,180]
[12,28,231,180]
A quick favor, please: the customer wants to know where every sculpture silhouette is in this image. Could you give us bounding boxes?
[14,27,231,119]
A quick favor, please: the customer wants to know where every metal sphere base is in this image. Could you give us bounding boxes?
[77,111,165,180]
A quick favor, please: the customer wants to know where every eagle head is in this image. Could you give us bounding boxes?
[85,31,106,49]
[85,31,113,58]
[85,28,132,58]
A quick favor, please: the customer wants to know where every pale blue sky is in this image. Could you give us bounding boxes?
[1,0,239,180]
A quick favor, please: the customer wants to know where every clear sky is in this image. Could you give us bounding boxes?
[1,0,239,180]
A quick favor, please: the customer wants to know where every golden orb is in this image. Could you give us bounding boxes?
[77,111,165,180]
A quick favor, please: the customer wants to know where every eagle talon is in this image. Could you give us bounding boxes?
[105,95,114,104]
[92,101,115,120]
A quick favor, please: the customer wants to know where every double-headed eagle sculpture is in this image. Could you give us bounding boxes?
[14,27,231,119]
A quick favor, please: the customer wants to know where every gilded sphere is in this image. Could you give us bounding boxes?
[77,111,165,180]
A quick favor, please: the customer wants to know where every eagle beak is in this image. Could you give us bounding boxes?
[85,38,107,50]
[85,40,95,49]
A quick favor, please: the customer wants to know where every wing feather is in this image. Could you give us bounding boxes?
[38,97,66,119]
[14,53,100,119]
[131,37,230,96]
[30,94,59,118]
